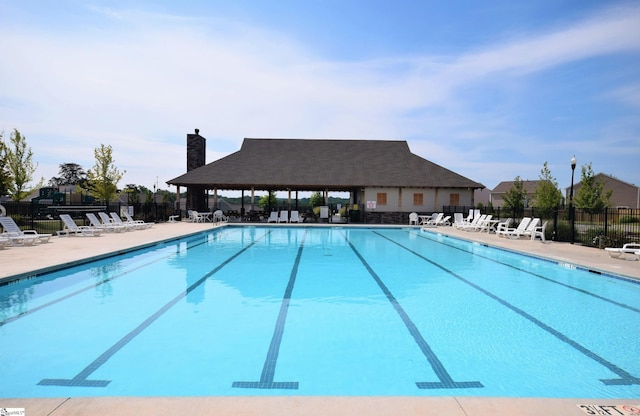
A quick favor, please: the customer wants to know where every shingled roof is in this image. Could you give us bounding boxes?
[167,138,483,191]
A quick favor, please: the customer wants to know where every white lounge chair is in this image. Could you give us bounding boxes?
[452,213,464,227]
[212,210,228,224]
[605,243,640,260]
[471,214,493,232]
[100,212,135,231]
[461,214,487,231]
[110,212,145,230]
[457,211,474,227]
[57,214,102,237]
[424,213,443,226]
[530,221,548,241]
[506,218,540,239]
[455,213,482,230]
[497,217,531,238]
[278,210,289,223]
[290,210,302,223]
[409,212,419,225]
[0,216,51,245]
[494,218,512,235]
[320,206,329,221]
[123,211,154,229]
[0,235,10,249]
[86,213,127,232]
[267,211,278,223]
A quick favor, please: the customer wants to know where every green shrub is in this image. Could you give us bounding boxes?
[620,216,639,224]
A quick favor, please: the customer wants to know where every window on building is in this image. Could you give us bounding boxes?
[413,193,424,205]
[377,192,387,205]
[450,193,460,206]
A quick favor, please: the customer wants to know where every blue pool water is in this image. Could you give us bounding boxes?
[1,226,639,398]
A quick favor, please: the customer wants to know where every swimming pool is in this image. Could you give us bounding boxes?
[0,226,638,398]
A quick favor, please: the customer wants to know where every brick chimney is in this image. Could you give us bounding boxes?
[186,128,207,211]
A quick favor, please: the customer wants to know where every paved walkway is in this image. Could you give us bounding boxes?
[1,222,638,415]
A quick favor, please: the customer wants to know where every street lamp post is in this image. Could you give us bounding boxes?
[569,155,577,244]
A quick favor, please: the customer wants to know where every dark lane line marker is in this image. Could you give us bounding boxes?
[411,230,640,314]
[377,231,640,386]
[232,231,307,390]
[38,232,267,388]
[345,231,483,390]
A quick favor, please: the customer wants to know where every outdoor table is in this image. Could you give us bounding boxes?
[418,215,432,225]
[198,212,212,222]
[485,219,501,233]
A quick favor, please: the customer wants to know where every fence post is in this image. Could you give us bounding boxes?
[604,207,608,239]
[552,208,558,241]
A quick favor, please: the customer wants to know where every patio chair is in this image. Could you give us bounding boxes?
[423,213,443,227]
[506,218,540,239]
[452,213,464,227]
[278,210,289,223]
[494,218,513,235]
[455,213,482,230]
[100,212,135,231]
[470,215,493,232]
[530,221,548,242]
[320,206,329,221]
[57,214,102,237]
[409,212,419,225]
[213,210,229,224]
[496,217,531,238]
[123,211,154,229]
[290,211,303,223]
[461,214,487,231]
[110,212,147,230]
[0,216,51,245]
[86,213,127,232]
[605,243,640,260]
[266,211,278,223]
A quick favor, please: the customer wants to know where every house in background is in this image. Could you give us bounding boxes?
[474,188,491,206]
[490,180,542,208]
[566,173,640,209]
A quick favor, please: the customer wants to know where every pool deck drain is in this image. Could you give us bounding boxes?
[1,221,638,415]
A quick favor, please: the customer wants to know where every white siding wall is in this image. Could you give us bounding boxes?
[363,187,474,212]
[363,187,400,211]
[401,189,436,212]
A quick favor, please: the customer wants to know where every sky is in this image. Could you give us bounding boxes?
[1,0,639,197]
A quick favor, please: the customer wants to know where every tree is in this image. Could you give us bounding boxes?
[310,191,324,207]
[0,131,12,196]
[80,144,125,203]
[5,128,40,201]
[49,163,87,187]
[574,163,611,214]
[531,162,562,218]
[123,184,141,204]
[503,176,526,216]
[258,191,278,210]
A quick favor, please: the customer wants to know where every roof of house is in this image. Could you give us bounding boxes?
[167,138,484,191]
[565,173,639,191]
[491,180,544,194]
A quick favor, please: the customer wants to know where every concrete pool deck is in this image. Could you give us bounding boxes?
[1,221,638,415]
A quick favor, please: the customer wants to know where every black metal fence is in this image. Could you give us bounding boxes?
[0,200,179,235]
[2,199,638,248]
[444,206,640,247]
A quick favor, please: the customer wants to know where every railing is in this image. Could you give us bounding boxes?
[0,201,180,235]
[2,199,637,247]
[443,206,639,247]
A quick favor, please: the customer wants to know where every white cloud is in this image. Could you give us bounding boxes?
[1,3,639,190]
